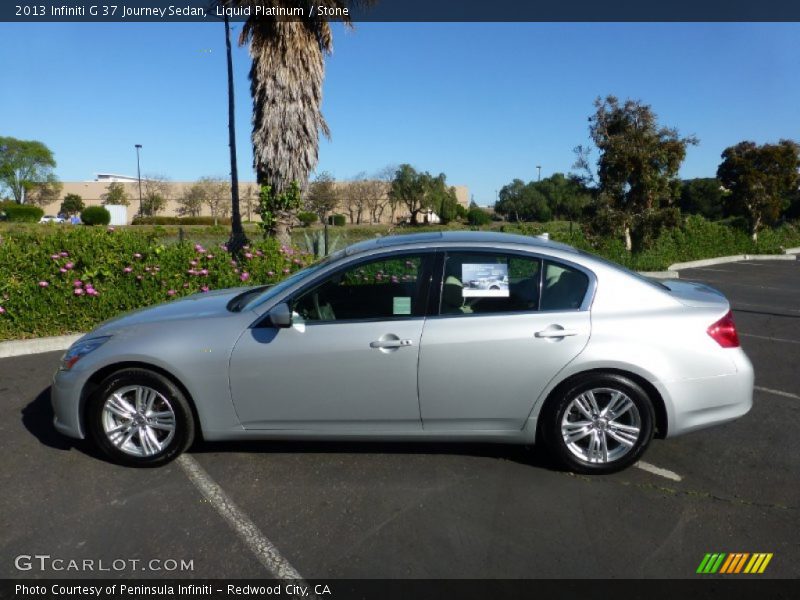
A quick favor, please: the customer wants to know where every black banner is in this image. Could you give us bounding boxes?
[3,0,800,23]
[2,579,799,600]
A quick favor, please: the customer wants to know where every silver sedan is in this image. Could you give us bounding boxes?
[52,231,753,473]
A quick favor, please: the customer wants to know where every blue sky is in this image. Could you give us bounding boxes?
[1,22,798,205]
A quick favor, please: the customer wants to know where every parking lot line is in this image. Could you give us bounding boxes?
[177,455,305,580]
[754,386,800,400]
[740,332,800,345]
[635,461,682,482]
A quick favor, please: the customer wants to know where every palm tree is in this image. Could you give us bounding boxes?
[231,1,363,246]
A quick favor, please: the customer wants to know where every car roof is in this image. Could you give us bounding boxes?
[344,230,579,256]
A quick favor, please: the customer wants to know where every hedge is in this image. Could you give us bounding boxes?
[0,202,44,223]
[0,227,312,340]
[132,215,233,226]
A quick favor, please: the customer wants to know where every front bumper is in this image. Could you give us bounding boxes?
[51,366,89,440]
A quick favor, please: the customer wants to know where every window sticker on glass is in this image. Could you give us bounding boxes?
[393,296,412,315]
[462,263,510,297]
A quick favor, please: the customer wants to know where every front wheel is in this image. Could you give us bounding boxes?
[87,368,195,467]
[540,374,655,474]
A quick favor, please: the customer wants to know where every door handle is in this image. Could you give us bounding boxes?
[535,328,579,338]
[370,339,414,349]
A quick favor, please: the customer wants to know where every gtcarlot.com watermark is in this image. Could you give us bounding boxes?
[14,554,194,573]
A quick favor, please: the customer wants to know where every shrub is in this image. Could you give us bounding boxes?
[0,202,44,223]
[0,227,313,340]
[467,207,491,226]
[328,214,346,227]
[132,215,232,226]
[81,206,111,226]
[297,211,318,227]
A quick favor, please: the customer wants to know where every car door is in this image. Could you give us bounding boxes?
[228,251,435,432]
[418,251,593,431]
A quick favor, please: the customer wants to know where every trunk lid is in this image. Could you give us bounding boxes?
[661,280,730,310]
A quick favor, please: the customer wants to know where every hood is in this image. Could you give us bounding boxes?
[661,280,730,310]
[93,286,250,333]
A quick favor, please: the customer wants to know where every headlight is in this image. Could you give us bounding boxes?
[60,336,111,371]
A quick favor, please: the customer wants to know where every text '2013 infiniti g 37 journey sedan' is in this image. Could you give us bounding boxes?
[52,232,754,473]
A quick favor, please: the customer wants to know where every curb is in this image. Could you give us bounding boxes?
[784,247,800,255]
[668,254,797,271]
[0,334,84,359]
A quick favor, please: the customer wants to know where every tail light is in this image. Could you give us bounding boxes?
[707,310,740,348]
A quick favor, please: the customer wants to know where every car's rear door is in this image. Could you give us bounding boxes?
[418,250,593,431]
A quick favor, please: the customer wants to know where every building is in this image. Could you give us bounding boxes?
[41,175,469,225]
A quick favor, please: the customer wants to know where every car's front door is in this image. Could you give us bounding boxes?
[418,251,593,431]
[228,252,434,432]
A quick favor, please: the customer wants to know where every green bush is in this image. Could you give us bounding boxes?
[328,214,346,227]
[81,206,111,226]
[132,215,232,226]
[467,207,491,226]
[297,211,318,227]
[0,202,44,223]
[0,227,313,340]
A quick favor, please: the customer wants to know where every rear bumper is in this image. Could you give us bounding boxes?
[658,349,754,438]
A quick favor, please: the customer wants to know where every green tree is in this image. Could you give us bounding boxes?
[141,174,172,217]
[389,164,427,224]
[304,171,339,225]
[0,137,58,204]
[60,194,84,216]
[423,172,460,224]
[585,96,697,251]
[678,178,726,221]
[717,140,800,241]
[258,181,302,240]
[101,182,130,206]
[176,183,206,217]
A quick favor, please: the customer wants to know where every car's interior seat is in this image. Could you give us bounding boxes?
[441,276,473,314]
[541,269,587,311]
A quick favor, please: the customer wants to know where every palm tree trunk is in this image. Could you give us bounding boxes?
[225,13,247,255]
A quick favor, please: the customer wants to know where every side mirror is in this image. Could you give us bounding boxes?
[268,302,293,328]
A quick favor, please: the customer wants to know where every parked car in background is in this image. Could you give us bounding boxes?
[51,231,754,473]
[39,215,65,224]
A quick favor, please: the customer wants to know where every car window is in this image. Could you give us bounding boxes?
[441,252,541,315]
[292,254,430,322]
[540,260,590,311]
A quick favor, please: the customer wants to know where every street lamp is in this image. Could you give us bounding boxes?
[536,165,541,182]
[135,144,143,216]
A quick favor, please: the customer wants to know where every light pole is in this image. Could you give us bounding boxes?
[536,165,541,182]
[135,144,143,216]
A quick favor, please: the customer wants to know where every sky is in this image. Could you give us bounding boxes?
[1,22,799,205]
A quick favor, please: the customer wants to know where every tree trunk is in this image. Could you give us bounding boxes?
[751,215,760,243]
[224,13,247,255]
[624,225,632,252]
[274,217,293,248]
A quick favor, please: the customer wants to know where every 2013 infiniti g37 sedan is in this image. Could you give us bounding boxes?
[52,231,753,473]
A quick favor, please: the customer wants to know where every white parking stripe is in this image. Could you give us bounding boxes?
[635,461,682,482]
[754,386,800,400]
[178,455,305,580]
[740,333,800,345]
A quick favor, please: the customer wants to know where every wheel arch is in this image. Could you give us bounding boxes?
[80,361,203,441]
[536,368,668,440]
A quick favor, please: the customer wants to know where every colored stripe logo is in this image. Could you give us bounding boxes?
[697,553,773,574]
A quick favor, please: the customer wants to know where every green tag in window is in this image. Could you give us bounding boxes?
[393,296,411,315]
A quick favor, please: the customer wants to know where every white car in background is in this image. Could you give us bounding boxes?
[39,215,65,224]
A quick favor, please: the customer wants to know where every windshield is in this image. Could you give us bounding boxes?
[242,250,344,311]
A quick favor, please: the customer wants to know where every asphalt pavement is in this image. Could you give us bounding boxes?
[1,259,798,580]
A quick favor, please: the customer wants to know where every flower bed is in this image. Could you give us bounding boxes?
[0,227,311,340]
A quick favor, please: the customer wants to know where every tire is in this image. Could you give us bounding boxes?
[86,368,195,467]
[540,373,655,474]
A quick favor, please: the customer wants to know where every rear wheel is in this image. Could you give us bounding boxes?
[541,373,654,474]
[87,368,195,467]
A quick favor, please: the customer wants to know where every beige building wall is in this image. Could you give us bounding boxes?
[42,179,470,225]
